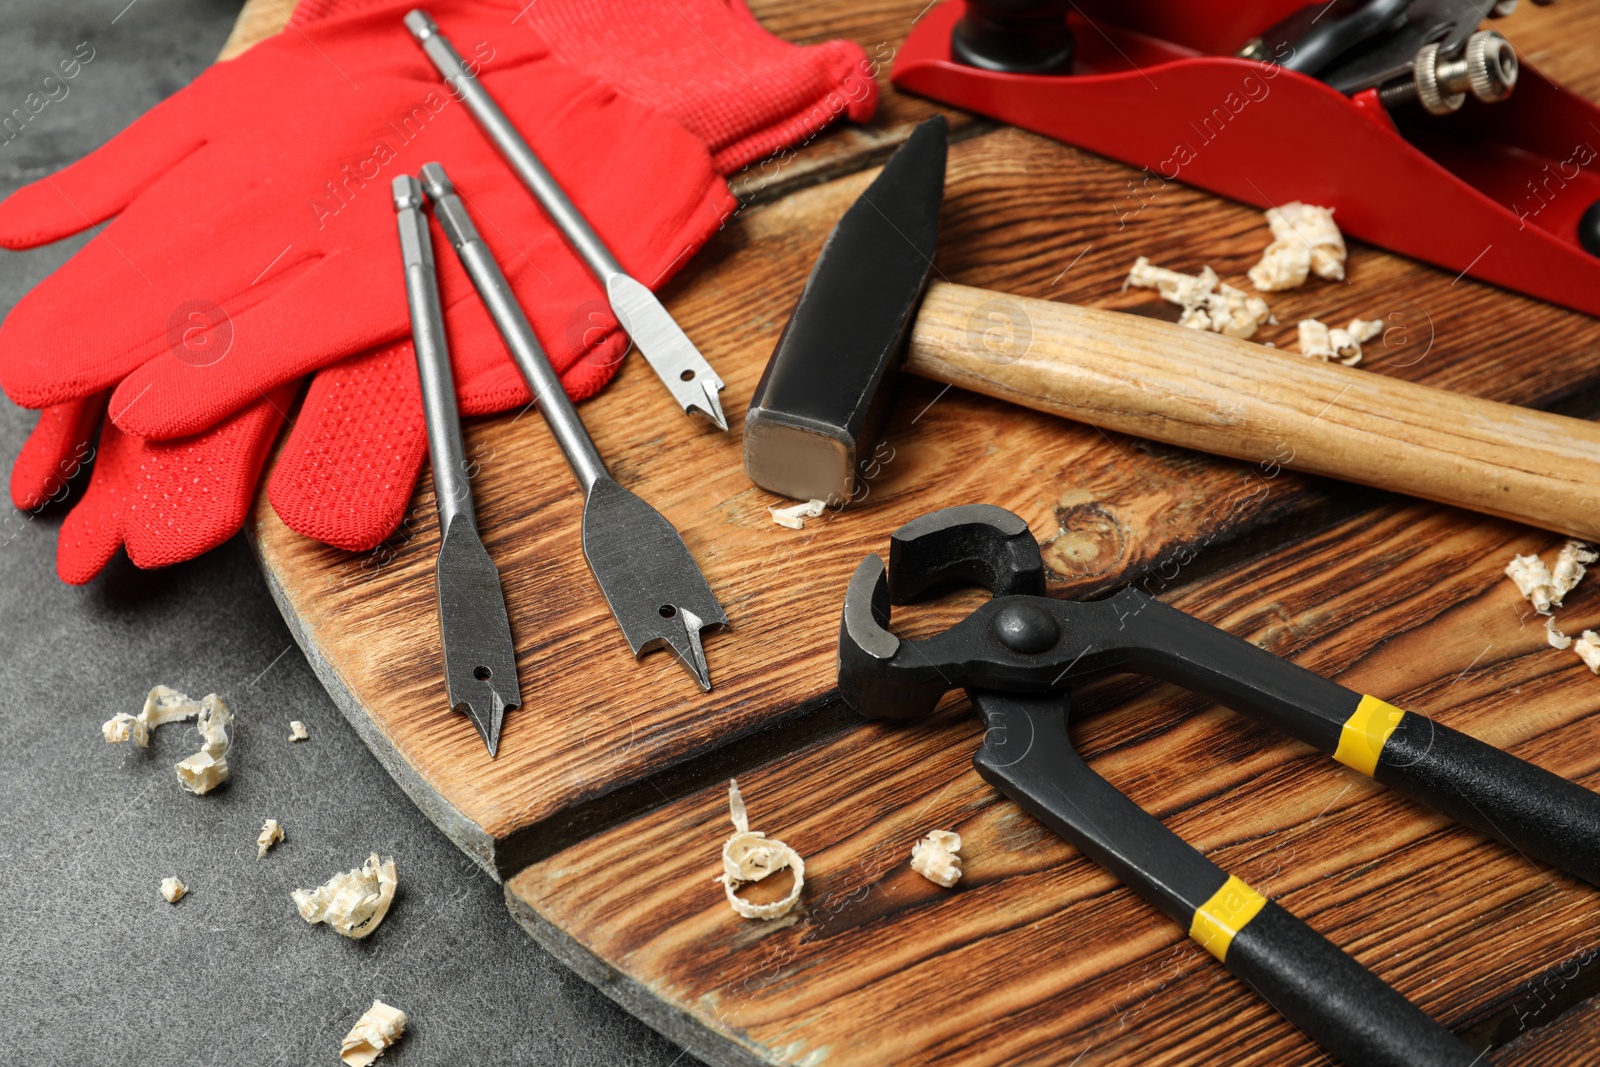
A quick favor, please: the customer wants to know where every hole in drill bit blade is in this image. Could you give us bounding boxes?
[473,665,492,680]
[659,605,677,618]
[679,369,696,381]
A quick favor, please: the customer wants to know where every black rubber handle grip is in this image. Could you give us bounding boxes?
[1226,901,1478,1067]
[1376,712,1600,885]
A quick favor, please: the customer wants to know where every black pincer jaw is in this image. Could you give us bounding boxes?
[837,555,948,720]
[887,504,1045,603]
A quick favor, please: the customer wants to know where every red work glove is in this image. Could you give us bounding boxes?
[3,0,877,580]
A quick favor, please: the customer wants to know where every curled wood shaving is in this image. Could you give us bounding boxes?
[103,685,206,746]
[257,819,284,859]
[1297,317,1382,366]
[103,686,232,795]
[160,877,187,904]
[910,830,963,888]
[293,854,397,939]
[289,720,309,741]
[1576,631,1600,673]
[1552,540,1597,602]
[769,499,826,530]
[340,1000,407,1067]
[715,779,804,920]
[1250,203,1346,291]
[175,696,232,795]
[1548,618,1574,650]
[1506,541,1596,615]
[1124,257,1272,340]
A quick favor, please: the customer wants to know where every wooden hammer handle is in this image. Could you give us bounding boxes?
[909,282,1600,539]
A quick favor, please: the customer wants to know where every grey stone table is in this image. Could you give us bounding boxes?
[0,2,695,1063]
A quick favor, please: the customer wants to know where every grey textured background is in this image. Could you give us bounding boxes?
[0,2,694,1063]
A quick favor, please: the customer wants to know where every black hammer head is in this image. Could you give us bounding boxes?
[743,115,947,504]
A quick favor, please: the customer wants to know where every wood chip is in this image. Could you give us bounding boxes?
[1250,202,1346,290]
[910,830,963,888]
[257,819,283,859]
[1124,257,1272,340]
[769,499,826,530]
[1576,631,1600,673]
[160,876,187,904]
[340,1000,407,1066]
[289,720,309,741]
[293,854,397,939]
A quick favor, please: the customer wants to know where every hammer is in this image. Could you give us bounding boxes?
[744,116,1600,539]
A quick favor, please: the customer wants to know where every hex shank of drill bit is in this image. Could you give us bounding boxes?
[394,176,476,529]
[419,166,608,493]
[403,8,728,431]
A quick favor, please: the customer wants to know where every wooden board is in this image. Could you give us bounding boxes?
[238,0,1600,1062]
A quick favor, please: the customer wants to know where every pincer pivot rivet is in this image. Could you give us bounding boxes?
[993,602,1058,654]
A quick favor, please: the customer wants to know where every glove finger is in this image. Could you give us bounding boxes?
[9,393,104,511]
[122,384,294,571]
[0,66,217,250]
[107,252,402,440]
[268,343,427,552]
[58,385,293,584]
[55,417,141,585]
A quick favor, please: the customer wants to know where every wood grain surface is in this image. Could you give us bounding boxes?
[237,0,1600,1062]
[506,503,1600,1066]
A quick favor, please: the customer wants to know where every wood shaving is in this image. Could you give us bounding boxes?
[910,830,963,888]
[1552,540,1597,601]
[293,854,397,939]
[1250,203,1346,290]
[769,499,826,530]
[1548,619,1573,650]
[103,685,206,746]
[1297,317,1382,366]
[102,686,232,795]
[175,695,232,795]
[160,877,187,904]
[1576,631,1600,673]
[340,1000,407,1067]
[257,819,283,859]
[1506,541,1596,615]
[289,720,309,741]
[715,779,804,920]
[1124,257,1272,340]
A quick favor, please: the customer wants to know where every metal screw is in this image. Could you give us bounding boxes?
[1380,31,1519,114]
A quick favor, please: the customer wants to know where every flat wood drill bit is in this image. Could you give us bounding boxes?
[393,174,521,755]
[405,8,728,432]
[419,163,726,691]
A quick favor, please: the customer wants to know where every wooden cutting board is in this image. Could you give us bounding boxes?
[241,1,1600,1063]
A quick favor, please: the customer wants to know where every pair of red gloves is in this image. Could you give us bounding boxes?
[0,0,876,582]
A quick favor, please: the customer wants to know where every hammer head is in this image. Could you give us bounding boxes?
[743,115,947,503]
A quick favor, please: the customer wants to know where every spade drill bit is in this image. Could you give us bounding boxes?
[393,175,521,755]
[419,163,727,690]
[405,9,728,431]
